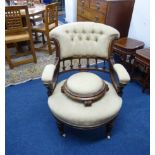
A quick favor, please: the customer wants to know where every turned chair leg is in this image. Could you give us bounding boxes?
[29,40,37,63]
[31,18,39,41]
[5,45,14,69]
[46,33,53,55]
[42,33,46,45]
[105,119,114,139]
[56,121,66,137]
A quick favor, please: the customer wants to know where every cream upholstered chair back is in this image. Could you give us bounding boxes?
[50,22,120,59]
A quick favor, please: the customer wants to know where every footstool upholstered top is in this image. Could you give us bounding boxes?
[66,72,104,95]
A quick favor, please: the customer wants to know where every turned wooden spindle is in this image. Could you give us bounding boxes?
[62,60,66,70]
[78,58,81,68]
[103,60,106,69]
[70,59,73,69]
[95,58,98,68]
[87,58,89,68]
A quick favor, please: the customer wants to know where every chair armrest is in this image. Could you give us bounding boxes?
[41,57,59,96]
[113,64,130,85]
[41,64,56,83]
[109,57,130,96]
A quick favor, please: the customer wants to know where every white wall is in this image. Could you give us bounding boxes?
[128,0,150,47]
[65,0,77,22]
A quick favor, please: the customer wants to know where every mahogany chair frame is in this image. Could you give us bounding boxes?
[43,37,127,138]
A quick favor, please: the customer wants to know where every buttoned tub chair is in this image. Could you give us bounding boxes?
[41,22,130,139]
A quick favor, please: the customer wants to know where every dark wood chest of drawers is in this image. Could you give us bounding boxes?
[77,0,135,37]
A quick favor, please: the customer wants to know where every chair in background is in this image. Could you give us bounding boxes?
[41,22,130,139]
[32,2,58,54]
[5,5,37,69]
[29,0,44,40]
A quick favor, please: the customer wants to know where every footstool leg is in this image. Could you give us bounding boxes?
[106,120,114,139]
[56,121,66,137]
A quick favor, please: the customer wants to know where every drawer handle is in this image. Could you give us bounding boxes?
[96,4,100,10]
[95,16,99,22]
[81,0,84,5]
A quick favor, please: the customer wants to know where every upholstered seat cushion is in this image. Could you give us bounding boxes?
[5,32,30,44]
[66,72,104,95]
[32,23,56,32]
[48,79,122,128]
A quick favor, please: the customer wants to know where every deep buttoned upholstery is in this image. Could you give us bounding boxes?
[49,22,120,59]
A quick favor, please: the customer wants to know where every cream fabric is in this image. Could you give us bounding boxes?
[49,22,120,59]
[113,64,130,84]
[67,72,103,94]
[48,80,122,127]
[41,64,56,82]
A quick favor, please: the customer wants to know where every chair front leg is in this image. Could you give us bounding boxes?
[5,45,14,69]
[56,120,66,137]
[29,35,37,63]
[44,83,54,97]
[46,32,52,55]
[117,83,126,97]
[42,33,46,45]
[105,119,115,139]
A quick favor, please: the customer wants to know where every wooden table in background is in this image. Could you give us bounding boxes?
[19,4,46,17]
[131,48,150,92]
[28,4,46,16]
[113,37,145,72]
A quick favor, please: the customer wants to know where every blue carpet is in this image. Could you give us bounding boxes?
[6,69,150,155]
